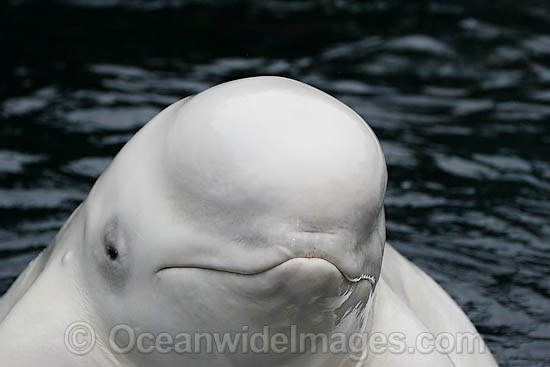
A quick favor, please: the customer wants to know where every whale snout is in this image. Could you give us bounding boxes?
[153,217,383,289]
[155,257,372,327]
[156,256,375,287]
[152,204,385,290]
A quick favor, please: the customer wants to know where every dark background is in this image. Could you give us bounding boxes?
[0,1,549,365]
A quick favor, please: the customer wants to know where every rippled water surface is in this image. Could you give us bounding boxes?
[0,1,549,365]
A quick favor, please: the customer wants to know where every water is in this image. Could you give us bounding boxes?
[0,1,549,365]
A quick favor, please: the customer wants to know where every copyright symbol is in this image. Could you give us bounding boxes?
[64,321,96,355]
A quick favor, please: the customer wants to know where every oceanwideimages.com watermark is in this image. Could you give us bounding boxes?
[65,321,488,359]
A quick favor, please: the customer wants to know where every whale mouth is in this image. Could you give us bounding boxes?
[155,257,376,287]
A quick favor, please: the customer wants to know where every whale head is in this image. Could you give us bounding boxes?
[68,76,386,366]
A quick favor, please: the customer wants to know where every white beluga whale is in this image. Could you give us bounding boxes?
[0,76,497,366]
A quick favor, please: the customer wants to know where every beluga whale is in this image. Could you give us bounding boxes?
[0,76,497,366]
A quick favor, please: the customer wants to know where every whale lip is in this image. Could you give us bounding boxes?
[155,257,376,287]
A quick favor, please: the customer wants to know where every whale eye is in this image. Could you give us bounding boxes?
[105,243,119,261]
[98,221,129,287]
[103,222,121,262]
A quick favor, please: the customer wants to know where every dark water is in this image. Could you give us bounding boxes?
[0,1,549,365]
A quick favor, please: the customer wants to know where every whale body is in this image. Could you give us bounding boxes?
[0,76,497,366]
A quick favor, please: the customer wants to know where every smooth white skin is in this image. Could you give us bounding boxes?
[0,77,497,367]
